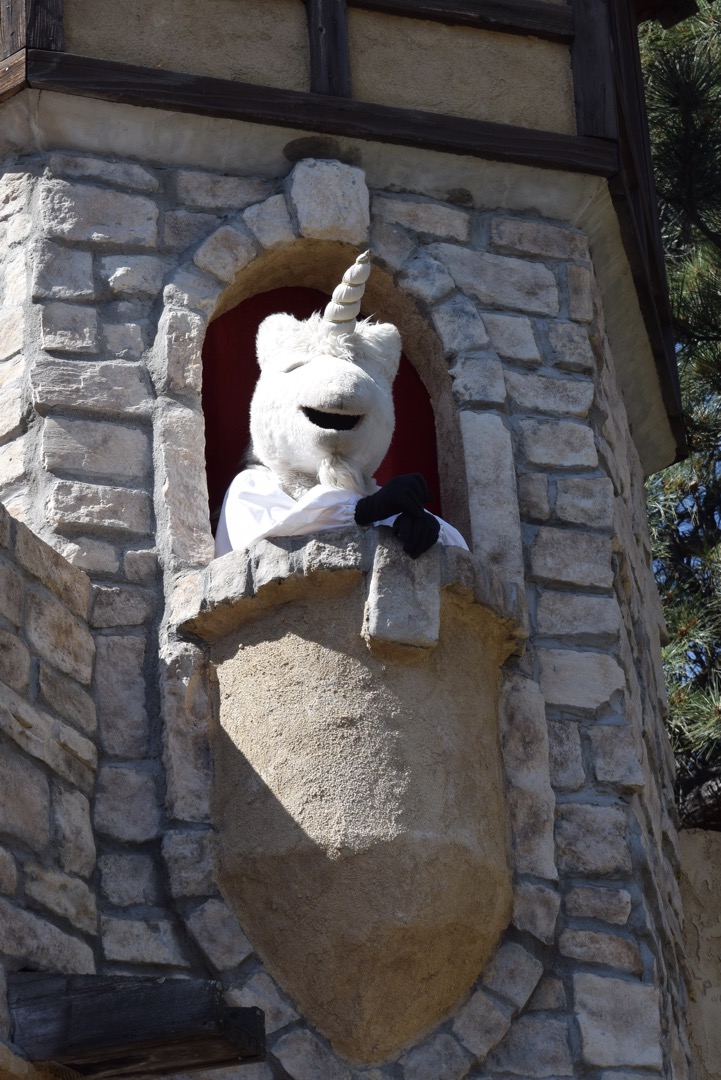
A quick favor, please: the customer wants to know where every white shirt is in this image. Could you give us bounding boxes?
[215,467,468,556]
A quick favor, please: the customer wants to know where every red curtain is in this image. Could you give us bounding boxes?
[202,287,441,526]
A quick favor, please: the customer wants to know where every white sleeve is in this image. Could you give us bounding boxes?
[215,470,360,557]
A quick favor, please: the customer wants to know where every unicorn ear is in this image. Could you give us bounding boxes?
[354,319,402,383]
[255,312,304,369]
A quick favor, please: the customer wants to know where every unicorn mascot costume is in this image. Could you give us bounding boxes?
[215,251,467,559]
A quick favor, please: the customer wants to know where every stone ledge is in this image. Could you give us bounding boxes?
[173,527,527,652]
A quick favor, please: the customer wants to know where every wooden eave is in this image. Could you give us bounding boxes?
[0,0,687,462]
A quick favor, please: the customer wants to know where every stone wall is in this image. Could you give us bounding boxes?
[0,152,695,1078]
[0,499,97,1041]
[679,830,721,1080]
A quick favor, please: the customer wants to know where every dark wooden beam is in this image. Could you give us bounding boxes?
[9,974,265,1078]
[0,0,62,58]
[0,46,27,101]
[571,0,617,140]
[304,0,351,96]
[348,0,574,43]
[26,50,618,176]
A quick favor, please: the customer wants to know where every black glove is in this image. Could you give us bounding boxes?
[354,473,431,527]
[392,511,441,559]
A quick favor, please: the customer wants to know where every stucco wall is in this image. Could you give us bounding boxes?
[63,0,310,92]
[679,829,721,1080]
[348,11,576,133]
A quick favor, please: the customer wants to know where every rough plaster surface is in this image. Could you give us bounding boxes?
[212,580,513,1062]
[679,830,721,1080]
[348,11,575,134]
[64,0,309,91]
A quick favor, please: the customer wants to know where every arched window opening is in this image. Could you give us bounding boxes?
[202,287,441,531]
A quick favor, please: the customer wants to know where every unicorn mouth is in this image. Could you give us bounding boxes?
[302,407,363,431]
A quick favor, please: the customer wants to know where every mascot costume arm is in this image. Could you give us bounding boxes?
[215,252,468,559]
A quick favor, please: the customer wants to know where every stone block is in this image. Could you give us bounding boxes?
[163,267,219,316]
[25,589,95,685]
[162,830,215,897]
[490,216,588,261]
[0,307,23,360]
[565,885,632,924]
[289,159,369,244]
[486,1014,573,1076]
[450,356,506,407]
[512,881,560,944]
[547,720,584,791]
[556,476,614,529]
[58,536,121,578]
[548,321,595,372]
[40,180,158,247]
[99,852,158,906]
[161,643,212,822]
[530,527,613,589]
[185,899,253,971]
[156,403,214,566]
[3,251,26,307]
[397,253,455,304]
[431,294,488,355]
[151,308,205,396]
[226,971,299,1034]
[94,766,160,842]
[0,360,25,442]
[536,590,621,640]
[0,682,96,793]
[15,521,91,619]
[369,219,414,271]
[32,358,150,415]
[0,628,30,693]
[560,929,642,974]
[365,537,441,649]
[589,725,645,792]
[0,743,50,851]
[101,321,144,360]
[482,941,543,1010]
[43,416,151,482]
[102,916,189,967]
[505,370,594,417]
[273,1028,352,1080]
[39,660,97,738]
[517,472,549,521]
[483,312,541,363]
[431,243,559,315]
[162,209,218,253]
[124,549,158,585]
[452,987,511,1059]
[53,787,95,877]
[95,635,148,758]
[48,480,153,537]
[91,587,154,628]
[500,674,550,778]
[508,783,557,880]
[48,154,159,192]
[0,896,94,973]
[538,648,625,712]
[100,255,166,299]
[518,417,598,468]
[32,240,95,301]
[26,863,97,935]
[400,1033,470,1080]
[460,411,525,588]
[0,846,17,894]
[556,804,632,876]
[568,263,594,322]
[527,976,567,1011]
[573,973,662,1069]
[174,170,272,210]
[243,195,295,250]
[374,196,469,241]
[0,435,26,484]
[41,302,99,353]
[193,225,255,283]
[0,173,31,221]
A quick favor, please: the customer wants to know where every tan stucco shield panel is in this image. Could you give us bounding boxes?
[64,0,310,92]
[211,575,513,1063]
[348,12,576,134]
